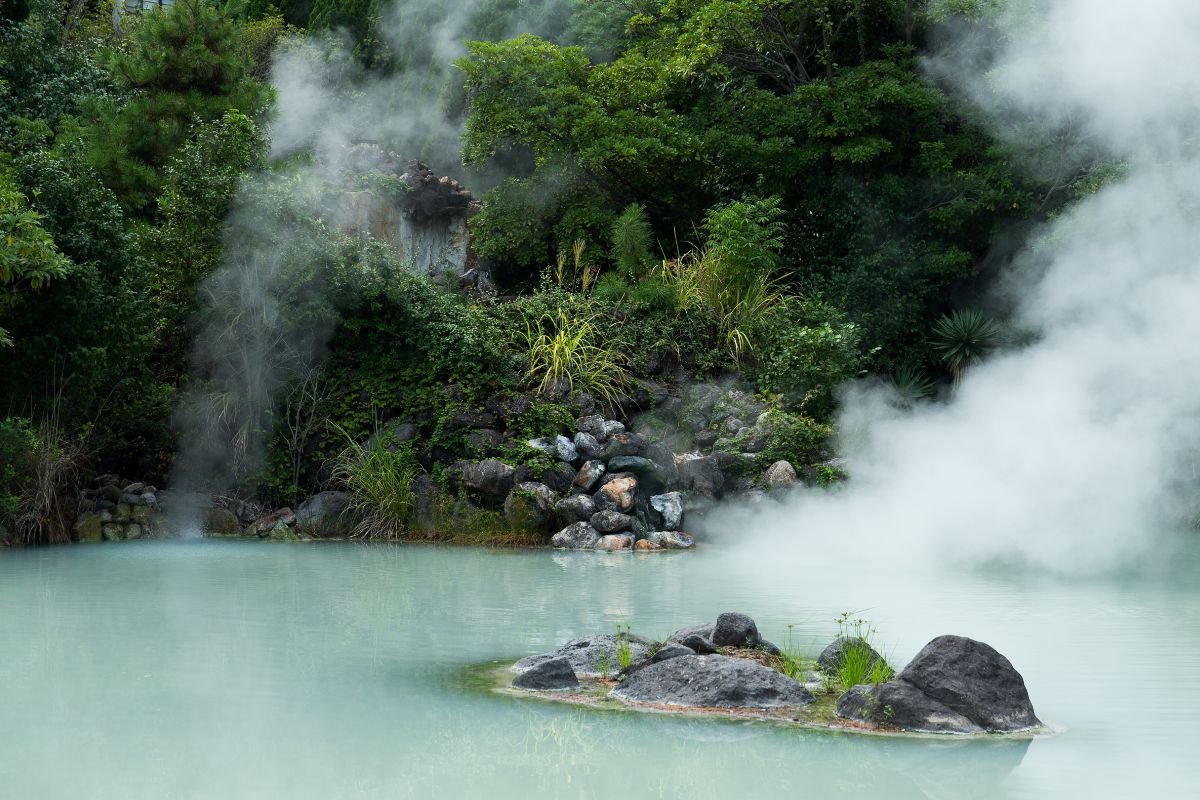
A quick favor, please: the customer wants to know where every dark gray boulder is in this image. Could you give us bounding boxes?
[550,522,599,550]
[669,621,714,643]
[554,494,595,526]
[898,635,1041,732]
[611,655,813,708]
[503,482,557,531]
[512,657,579,691]
[461,458,516,498]
[651,643,696,663]
[591,509,633,533]
[296,490,350,533]
[817,637,890,676]
[573,431,602,461]
[836,682,983,734]
[575,415,607,440]
[835,635,1041,734]
[711,612,761,648]
[606,456,662,487]
[540,462,577,494]
[516,634,652,678]
[680,634,716,654]
[601,433,648,460]
[676,454,724,497]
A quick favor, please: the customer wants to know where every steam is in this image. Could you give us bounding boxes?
[709,0,1200,573]
[169,2,577,517]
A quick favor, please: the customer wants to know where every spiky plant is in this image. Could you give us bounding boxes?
[522,307,629,408]
[931,309,1005,383]
[609,203,653,281]
[888,365,935,405]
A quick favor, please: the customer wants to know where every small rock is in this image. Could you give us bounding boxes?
[539,461,577,494]
[575,415,607,439]
[513,657,579,691]
[711,612,761,648]
[296,491,350,533]
[204,507,241,535]
[633,539,662,551]
[468,428,505,452]
[646,530,694,549]
[602,420,626,439]
[574,460,606,492]
[765,460,798,489]
[595,534,633,551]
[551,522,600,550]
[591,510,633,533]
[528,435,577,464]
[517,634,652,678]
[124,523,143,540]
[649,492,684,531]
[101,524,123,542]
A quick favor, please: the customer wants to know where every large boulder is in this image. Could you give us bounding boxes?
[595,475,637,512]
[512,657,579,691]
[573,431,602,461]
[606,456,662,488]
[649,492,683,531]
[203,507,241,535]
[601,433,648,460]
[611,654,813,709]
[835,635,1041,733]
[528,435,577,464]
[764,460,797,489]
[646,530,694,549]
[676,454,724,497]
[540,462,577,494]
[551,522,599,550]
[504,482,556,531]
[596,534,633,551]
[296,491,350,534]
[460,458,516,498]
[554,494,595,526]
[516,633,652,678]
[573,460,606,492]
[591,510,633,533]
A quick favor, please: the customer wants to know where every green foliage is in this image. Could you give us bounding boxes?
[888,364,935,405]
[752,408,833,470]
[824,612,895,690]
[0,170,72,345]
[330,423,420,539]
[754,297,864,419]
[522,306,630,408]
[0,406,87,545]
[931,308,1005,383]
[610,202,653,281]
[86,0,269,213]
[0,416,35,523]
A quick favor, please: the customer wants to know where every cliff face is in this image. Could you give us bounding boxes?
[336,145,479,278]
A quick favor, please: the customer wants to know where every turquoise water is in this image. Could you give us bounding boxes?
[1,540,1197,798]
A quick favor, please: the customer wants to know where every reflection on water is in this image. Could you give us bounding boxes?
[0,540,1196,799]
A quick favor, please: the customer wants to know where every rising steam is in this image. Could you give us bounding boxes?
[708,0,1200,573]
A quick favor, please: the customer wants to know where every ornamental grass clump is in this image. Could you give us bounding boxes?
[330,423,420,539]
[931,309,1006,384]
[522,307,629,408]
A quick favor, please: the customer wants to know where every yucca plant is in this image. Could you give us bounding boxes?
[888,364,936,405]
[931,309,1006,384]
[522,307,630,408]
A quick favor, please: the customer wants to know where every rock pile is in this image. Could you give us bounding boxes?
[73,475,164,542]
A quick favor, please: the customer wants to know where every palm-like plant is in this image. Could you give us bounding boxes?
[931,309,1005,383]
[888,364,935,405]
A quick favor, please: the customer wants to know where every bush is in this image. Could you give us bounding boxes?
[609,202,653,281]
[754,297,865,420]
[0,411,88,546]
[753,408,833,470]
[330,426,420,539]
[522,306,629,408]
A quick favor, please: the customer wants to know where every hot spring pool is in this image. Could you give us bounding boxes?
[1,539,1197,798]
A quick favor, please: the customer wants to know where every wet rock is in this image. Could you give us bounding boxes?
[601,432,647,460]
[102,524,123,541]
[676,454,724,497]
[252,508,296,537]
[765,460,797,489]
[651,643,695,663]
[460,458,516,498]
[836,681,983,734]
[204,507,241,535]
[649,492,683,531]
[602,420,626,439]
[611,655,813,709]
[646,442,678,486]
[633,538,662,551]
[74,512,103,543]
[528,435,577,464]
[551,522,600,550]
[591,510,633,533]
[898,635,1042,732]
[540,462,577,494]
[596,534,634,551]
[694,429,719,450]
[712,612,761,648]
[296,491,350,533]
[512,657,579,691]
[573,431,602,461]
[575,415,607,440]
[572,461,604,492]
[606,456,660,486]
[646,530,694,549]
[516,633,653,678]
[595,476,637,513]
[124,523,143,540]
[817,637,889,677]
[554,494,595,526]
[504,482,557,531]
[680,634,716,654]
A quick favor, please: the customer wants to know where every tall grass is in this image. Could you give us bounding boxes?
[522,307,629,407]
[824,613,894,689]
[329,422,420,539]
[6,405,89,546]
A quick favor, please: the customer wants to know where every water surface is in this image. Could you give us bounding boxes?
[1,540,1196,798]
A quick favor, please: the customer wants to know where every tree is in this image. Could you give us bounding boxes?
[0,171,71,346]
[86,0,269,214]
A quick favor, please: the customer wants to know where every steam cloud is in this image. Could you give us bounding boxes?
[708,0,1200,573]
[169,1,576,518]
